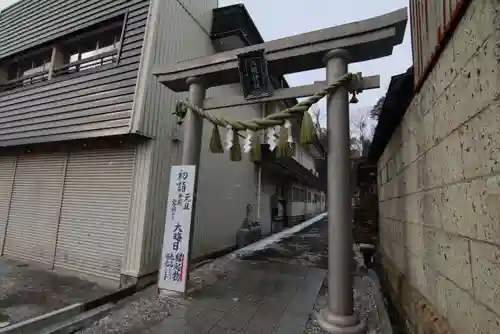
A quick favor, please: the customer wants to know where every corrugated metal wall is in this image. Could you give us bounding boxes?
[176,0,214,32]
[54,148,135,280]
[3,152,66,265]
[410,0,468,89]
[124,0,217,276]
[0,0,150,146]
[0,145,136,281]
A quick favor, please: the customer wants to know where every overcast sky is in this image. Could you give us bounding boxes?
[0,0,412,130]
[0,0,16,13]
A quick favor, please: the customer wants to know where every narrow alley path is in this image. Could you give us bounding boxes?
[78,217,381,333]
[142,219,331,334]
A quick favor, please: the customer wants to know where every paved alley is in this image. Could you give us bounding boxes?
[78,217,381,334]
[147,261,326,334]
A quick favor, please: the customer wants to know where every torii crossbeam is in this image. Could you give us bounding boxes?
[155,8,407,333]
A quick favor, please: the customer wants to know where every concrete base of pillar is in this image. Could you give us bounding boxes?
[120,271,157,289]
[316,307,366,333]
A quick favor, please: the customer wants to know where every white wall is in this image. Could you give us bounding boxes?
[192,84,262,258]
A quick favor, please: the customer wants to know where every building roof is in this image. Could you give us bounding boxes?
[368,67,414,163]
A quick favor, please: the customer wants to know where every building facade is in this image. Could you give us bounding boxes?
[0,0,325,287]
[371,0,500,333]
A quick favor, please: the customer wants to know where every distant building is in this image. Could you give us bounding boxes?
[0,0,325,287]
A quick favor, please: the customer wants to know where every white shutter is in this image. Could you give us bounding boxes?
[3,152,66,264]
[54,147,135,280]
[0,156,16,253]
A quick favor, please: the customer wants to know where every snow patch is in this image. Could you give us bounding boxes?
[229,212,327,259]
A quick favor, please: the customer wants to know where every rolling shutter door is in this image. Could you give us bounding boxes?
[3,152,66,264]
[54,147,135,280]
[0,156,16,253]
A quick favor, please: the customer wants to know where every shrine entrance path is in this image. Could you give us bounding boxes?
[146,218,330,334]
[149,261,325,334]
[77,217,327,334]
[78,216,382,334]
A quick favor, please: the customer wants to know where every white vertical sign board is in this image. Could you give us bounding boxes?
[158,165,196,294]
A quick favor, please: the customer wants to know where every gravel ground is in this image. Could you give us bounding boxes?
[305,268,381,333]
[77,256,243,333]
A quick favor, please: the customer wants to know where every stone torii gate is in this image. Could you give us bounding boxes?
[155,8,407,334]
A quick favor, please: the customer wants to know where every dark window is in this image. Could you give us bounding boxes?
[293,187,300,202]
[3,49,52,89]
[55,19,124,75]
[0,14,126,92]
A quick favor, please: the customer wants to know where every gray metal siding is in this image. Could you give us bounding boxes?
[3,152,66,265]
[144,0,218,266]
[175,0,214,33]
[0,0,151,147]
[54,147,135,280]
[134,0,215,137]
[0,156,15,253]
[124,0,217,275]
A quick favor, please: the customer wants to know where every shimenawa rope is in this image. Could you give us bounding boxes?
[174,72,360,162]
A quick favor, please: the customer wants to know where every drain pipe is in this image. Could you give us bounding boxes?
[255,102,266,226]
[256,164,262,226]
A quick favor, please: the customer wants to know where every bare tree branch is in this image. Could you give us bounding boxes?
[370,94,386,120]
[350,107,374,157]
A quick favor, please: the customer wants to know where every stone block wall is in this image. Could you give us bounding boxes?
[377,1,500,333]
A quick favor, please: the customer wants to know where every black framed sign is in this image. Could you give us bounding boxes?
[237,49,272,100]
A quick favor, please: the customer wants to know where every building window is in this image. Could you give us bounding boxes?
[0,13,126,92]
[2,49,52,90]
[54,18,124,76]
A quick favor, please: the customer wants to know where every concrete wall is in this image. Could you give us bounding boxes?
[192,83,261,258]
[377,1,500,333]
[260,172,276,236]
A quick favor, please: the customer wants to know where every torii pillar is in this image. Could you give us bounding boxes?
[154,8,407,333]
